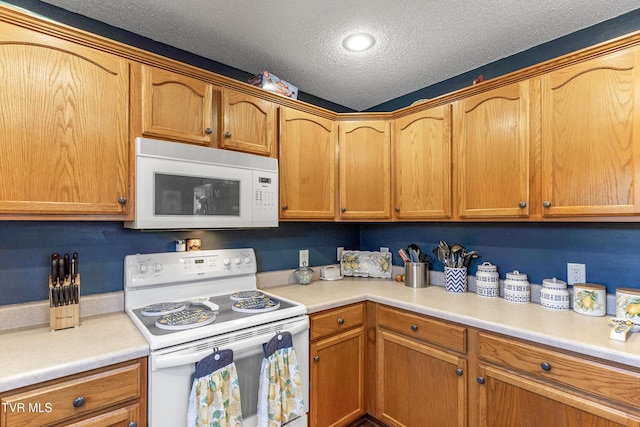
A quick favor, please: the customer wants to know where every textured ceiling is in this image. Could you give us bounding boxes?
[39,0,640,111]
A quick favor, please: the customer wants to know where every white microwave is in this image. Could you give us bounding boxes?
[125,138,278,229]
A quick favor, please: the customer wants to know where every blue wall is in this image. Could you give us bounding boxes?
[2,3,640,307]
[360,223,640,294]
[0,222,359,306]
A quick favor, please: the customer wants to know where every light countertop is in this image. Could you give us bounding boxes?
[263,277,640,369]
[0,311,149,392]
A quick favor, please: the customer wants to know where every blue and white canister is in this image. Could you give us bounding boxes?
[475,262,499,298]
[540,277,570,310]
[503,270,530,304]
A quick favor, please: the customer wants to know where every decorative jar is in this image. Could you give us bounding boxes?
[503,270,530,304]
[475,262,499,298]
[540,277,569,310]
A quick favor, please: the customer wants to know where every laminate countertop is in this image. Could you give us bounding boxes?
[0,312,149,392]
[263,277,640,369]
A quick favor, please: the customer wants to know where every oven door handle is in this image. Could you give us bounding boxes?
[152,318,309,371]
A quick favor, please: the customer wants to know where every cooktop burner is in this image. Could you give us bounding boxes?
[230,290,264,300]
[141,302,187,317]
[155,308,217,330]
[231,296,280,313]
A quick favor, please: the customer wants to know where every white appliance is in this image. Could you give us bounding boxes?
[125,137,278,229]
[124,248,309,427]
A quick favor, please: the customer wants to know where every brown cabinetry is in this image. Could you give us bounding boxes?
[338,120,392,220]
[539,47,640,217]
[220,88,277,157]
[0,358,146,427]
[279,107,337,220]
[0,19,130,218]
[477,332,640,427]
[393,105,453,220]
[375,305,467,427]
[136,64,215,145]
[309,303,366,427]
[454,81,532,219]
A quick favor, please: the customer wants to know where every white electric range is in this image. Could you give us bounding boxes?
[124,248,309,427]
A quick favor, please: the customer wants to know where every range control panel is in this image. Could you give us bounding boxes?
[125,248,256,289]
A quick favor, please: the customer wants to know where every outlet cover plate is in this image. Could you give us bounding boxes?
[567,263,586,285]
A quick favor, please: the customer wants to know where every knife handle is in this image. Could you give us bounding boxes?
[63,253,70,278]
[57,260,65,286]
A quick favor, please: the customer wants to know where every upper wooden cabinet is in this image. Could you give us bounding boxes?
[0,20,130,217]
[137,64,215,145]
[454,81,531,219]
[220,88,277,157]
[279,107,337,220]
[339,120,391,220]
[393,105,453,220]
[539,48,640,217]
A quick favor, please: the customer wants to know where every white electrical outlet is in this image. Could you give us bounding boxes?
[299,249,309,268]
[380,247,389,252]
[337,247,344,262]
[567,263,586,285]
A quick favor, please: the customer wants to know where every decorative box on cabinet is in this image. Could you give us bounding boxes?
[279,107,337,220]
[309,303,366,427]
[0,358,146,427]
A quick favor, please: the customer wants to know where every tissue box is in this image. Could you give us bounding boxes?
[249,70,298,99]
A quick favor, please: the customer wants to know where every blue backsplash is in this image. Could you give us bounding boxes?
[1,221,639,306]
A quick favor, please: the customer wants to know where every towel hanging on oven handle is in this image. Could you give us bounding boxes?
[262,331,293,358]
[195,348,234,378]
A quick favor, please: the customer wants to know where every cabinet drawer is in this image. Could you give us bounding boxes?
[310,303,365,341]
[478,333,640,408]
[1,360,144,427]
[377,305,466,353]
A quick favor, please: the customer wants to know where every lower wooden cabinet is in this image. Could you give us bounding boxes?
[309,303,366,427]
[0,358,146,427]
[376,305,467,427]
[477,332,640,427]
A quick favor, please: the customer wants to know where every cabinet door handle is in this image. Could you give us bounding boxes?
[204,128,212,135]
[455,368,463,376]
[395,206,400,212]
[410,324,418,332]
[477,376,485,385]
[313,355,320,363]
[128,422,138,427]
[543,200,552,208]
[341,207,346,213]
[73,396,86,408]
[282,204,288,210]
[540,362,551,372]
[118,196,127,205]
[225,131,232,138]
[337,317,345,325]
[519,201,527,208]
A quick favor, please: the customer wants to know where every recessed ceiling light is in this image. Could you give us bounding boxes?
[342,33,376,52]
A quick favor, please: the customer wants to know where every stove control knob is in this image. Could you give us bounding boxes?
[138,263,148,274]
[153,263,163,273]
[234,257,242,265]
[223,258,231,269]
[243,255,252,264]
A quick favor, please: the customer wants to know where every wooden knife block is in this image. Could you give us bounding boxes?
[49,274,80,331]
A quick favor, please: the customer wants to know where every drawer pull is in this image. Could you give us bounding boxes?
[314,355,320,363]
[455,368,463,376]
[128,423,138,427]
[541,362,551,372]
[411,324,418,332]
[337,317,345,325]
[73,396,86,408]
[204,128,212,135]
[477,376,485,385]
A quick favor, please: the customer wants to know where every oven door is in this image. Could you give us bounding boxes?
[148,316,309,427]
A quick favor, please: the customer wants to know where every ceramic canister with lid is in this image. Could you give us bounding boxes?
[615,288,640,325]
[540,277,570,310]
[475,262,499,298]
[573,283,607,316]
[503,270,530,304]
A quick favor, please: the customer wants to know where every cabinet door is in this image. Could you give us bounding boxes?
[310,326,365,427]
[393,105,452,219]
[339,120,391,220]
[540,48,640,216]
[377,329,467,427]
[455,82,531,218]
[221,88,276,157]
[279,107,337,219]
[477,365,640,427]
[140,65,214,145]
[0,22,129,216]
